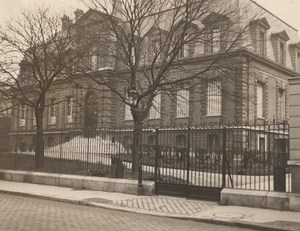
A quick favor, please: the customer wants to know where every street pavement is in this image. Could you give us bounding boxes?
[0,180,300,231]
[0,193,256,231]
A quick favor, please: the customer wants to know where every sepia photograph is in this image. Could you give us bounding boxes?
[0,0,300,230]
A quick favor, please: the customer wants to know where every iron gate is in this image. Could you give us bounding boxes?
[153,123,290,201]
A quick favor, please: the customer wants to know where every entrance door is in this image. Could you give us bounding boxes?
[85,92,98,129]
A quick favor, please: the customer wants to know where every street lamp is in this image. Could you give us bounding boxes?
[127,89,138,105]
[127,88,143,195]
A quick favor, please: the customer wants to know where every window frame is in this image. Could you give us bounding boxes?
[19,104,26,127]
[176,89,190,118]
[149,93,161,120]
[49,98,57,125]
[256,81,265,119]
[66,96,74,124]
[206,80,222,116]
[278,89,286,120]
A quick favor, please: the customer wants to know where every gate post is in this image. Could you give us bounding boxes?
[222,126,227,188]
[154,129,159,186]
[288,77,300,193]
[273,122,287,192]
[186,126,191,197]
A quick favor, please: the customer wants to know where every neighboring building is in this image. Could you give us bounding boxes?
[0,100,11,152]
[9,0,300,149]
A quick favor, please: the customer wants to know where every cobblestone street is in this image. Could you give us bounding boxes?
[0,193,255,231]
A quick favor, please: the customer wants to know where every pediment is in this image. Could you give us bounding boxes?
[201,12,228,25]
[272,30,290,41]
[250,17,271,30]
[289,42,300,49]
[173,20,198,31]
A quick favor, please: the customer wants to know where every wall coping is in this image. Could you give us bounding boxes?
[288,160,300,166]
[221,188,300,212]
[0,170,155,196]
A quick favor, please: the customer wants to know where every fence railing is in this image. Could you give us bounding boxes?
[6,121,291,193]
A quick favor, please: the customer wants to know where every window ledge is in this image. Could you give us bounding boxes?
[176,116,189,119]
[206,114,221,117]
[148,118,161,121]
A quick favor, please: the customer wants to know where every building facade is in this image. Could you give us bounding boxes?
[9,0,300,149]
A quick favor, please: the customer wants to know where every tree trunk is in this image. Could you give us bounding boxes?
[35,108,45,169]
[132,118,143,178]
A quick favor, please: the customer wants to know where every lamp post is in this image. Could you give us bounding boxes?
[127,89,143,195]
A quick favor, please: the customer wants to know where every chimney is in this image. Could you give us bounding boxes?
[61,15,72,31]
[74,9,84,22]
[112,0,123,19]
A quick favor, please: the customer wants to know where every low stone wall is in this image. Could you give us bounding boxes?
[0,170,155,196]
[221,188,300,212]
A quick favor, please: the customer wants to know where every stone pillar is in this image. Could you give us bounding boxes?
[288,77,300,193]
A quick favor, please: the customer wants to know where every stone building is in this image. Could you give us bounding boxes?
[9,0,300,149]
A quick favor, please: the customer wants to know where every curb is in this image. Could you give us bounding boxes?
[0,189,292,231]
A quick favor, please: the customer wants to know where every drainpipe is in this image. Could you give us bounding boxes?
[247,57,251,123]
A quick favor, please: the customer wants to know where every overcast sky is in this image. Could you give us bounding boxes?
[0,0,299,32]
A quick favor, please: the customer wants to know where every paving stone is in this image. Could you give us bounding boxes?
[111,196,217,215]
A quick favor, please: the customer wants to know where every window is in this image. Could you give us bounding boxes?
[151,39,160,61]
[49,99,57,125]
[66,97,73,123]
[176,89,189,118]
[32,108,36,126]
[19,104,26,127]
[178,35,189,58]
[257,134,267,152]
[211,29,221,53]
[279,42,285,65]
[256,82,265,118]
[271,31,289,65]
[258,31,266,56]
[149,93,161,119]
[250,18,270,56]
[90,47,98,70]
[278,90,286,120]
[297,53,300,72]
[124,104,133,120]
[207,81,222,116]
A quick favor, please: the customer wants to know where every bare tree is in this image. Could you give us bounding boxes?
[0,7,77,168]
[73,0,260,176]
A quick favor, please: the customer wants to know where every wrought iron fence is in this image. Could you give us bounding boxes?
[6,121,291,193]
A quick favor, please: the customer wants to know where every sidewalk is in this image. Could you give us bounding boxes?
[0,180,300,231]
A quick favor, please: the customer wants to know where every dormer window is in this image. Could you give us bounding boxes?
[151,39,161,61]
[211,28,221,53]
[258,31,266,56]
[147,27,168,62]
[271,30,290,66]
[178,35,189,58]
[250,18,270,57]
[202,12,228,55]
[279,42,285,65]
[289,43,300,72]
[90,47,98,70]
[171,21,198,59]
